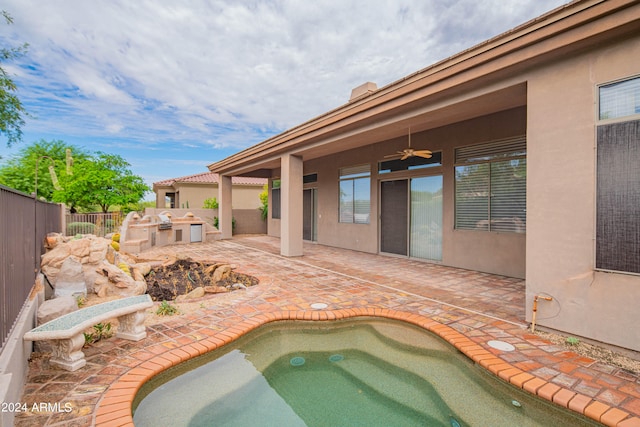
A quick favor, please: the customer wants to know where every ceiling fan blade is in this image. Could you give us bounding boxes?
[400,153,410,160]
[384,153,402,159]
[415,152,433,159]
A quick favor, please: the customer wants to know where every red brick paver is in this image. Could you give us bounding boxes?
[14,236,640,426]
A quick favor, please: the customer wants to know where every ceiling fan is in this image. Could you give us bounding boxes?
[384,128,432,160]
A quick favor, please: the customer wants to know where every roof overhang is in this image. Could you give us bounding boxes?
[209,0,640,177]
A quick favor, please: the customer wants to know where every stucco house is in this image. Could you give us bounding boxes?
[209,0,640,353]
[153,171,266,210]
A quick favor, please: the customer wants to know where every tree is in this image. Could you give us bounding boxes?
[55,152,149,212]
[0,140,149,212]
[0,139,86,199]
[1,11,29,147]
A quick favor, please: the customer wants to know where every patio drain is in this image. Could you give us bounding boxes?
[310,302,328,310]
[487,340,516,352]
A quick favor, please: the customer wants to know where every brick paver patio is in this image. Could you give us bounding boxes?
[14,236,640,426]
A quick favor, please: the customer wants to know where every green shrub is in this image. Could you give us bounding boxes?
[156,300,178,316]
[83,322,113,345]
[67,222,96,235]
[566,336,580,346]
[259,184,268,220]
[213,216,236,232]
[203,197,219,209]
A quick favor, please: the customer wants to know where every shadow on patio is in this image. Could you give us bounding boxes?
[230,235,526,326]
[14,236,640,426]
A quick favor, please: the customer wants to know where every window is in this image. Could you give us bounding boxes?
[165,193,175,208]
[339,165,370,224]
[378,152,442,174]
[596,120,640,274]
[455,137,526,233]
[271,179,281,219]
[303,173,318,184]
[599,76,640,121]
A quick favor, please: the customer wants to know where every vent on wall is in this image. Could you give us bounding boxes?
[175,229,182,242]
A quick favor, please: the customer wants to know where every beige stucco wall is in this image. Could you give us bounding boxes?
[260,27,640,352]
[292,108,528,277]
[156,183,264,210]
[173,184,217,209]
[232,185,265,209]
[526,35,640,351]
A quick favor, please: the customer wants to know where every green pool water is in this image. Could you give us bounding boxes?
[133,318,598,426]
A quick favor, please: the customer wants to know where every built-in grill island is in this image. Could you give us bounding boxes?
[158,214,172,230]
[118,211,220,253]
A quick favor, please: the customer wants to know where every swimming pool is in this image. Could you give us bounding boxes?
[133,318,598,426]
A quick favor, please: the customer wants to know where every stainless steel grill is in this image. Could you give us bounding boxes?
[158,214,172,230]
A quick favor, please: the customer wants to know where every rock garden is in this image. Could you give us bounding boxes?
[36,233,259,341]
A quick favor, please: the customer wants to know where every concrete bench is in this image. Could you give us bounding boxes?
[24,294,153,371]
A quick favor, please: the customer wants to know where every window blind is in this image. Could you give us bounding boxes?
[455,138,526,233]
[455,137,526,164]
[599,77,640,121]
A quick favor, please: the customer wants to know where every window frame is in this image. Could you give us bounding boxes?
[597,75,640,123]
[271,179,281,219]
[595,119,640,275]
[338,164,371,224]
[454,137,527,233]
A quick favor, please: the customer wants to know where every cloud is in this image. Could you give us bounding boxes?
[1,0,569,158]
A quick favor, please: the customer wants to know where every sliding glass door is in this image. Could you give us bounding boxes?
[380,176,442,261]
[410,176,443,260]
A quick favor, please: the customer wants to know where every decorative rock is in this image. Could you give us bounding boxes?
[213,264,232,282]
[136,262,151,276]
[131,267,145,282]
[175,286,205,301]
[204,285,229,294]
[54,257,87,298]
[94,262,147,297]
[231,283,247,290]
[37,296,78,325]
[44,232,65,250]
[35,296,79,352]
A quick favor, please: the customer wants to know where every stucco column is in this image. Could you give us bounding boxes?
[219,174,233,239]
[281,154,303,256]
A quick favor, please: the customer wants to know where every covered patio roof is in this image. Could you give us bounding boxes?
[208,0,640,177]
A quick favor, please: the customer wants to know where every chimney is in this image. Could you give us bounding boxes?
[349,82,377,101]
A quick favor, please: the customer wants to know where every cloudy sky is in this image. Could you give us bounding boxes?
[0,0,568,195]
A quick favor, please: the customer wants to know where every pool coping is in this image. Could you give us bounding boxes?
[94,308,640,427]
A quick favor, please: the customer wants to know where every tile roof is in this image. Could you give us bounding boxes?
[154,171,266,187]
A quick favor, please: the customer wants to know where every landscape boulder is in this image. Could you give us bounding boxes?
[37,296,79,325]
[53,256,86,298]
[35,296,79,352]
[175,286,205,301]
[40,233,147,298]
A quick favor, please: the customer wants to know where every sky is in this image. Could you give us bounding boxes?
[0,0,569,198]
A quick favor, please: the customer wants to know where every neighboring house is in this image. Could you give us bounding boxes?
[209,1,640,352]
[153,172,266,210]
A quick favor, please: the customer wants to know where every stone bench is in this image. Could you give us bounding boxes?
[24,294,153,371]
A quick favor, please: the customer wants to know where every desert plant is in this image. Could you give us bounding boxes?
[156,300,178,316]
[203,197,219,209]
[566,336,580,346]
[83,322,113,345]
[213,216,236,232]
[67,221,96,235]
[76,294,86,307]
[259,184,268,220]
